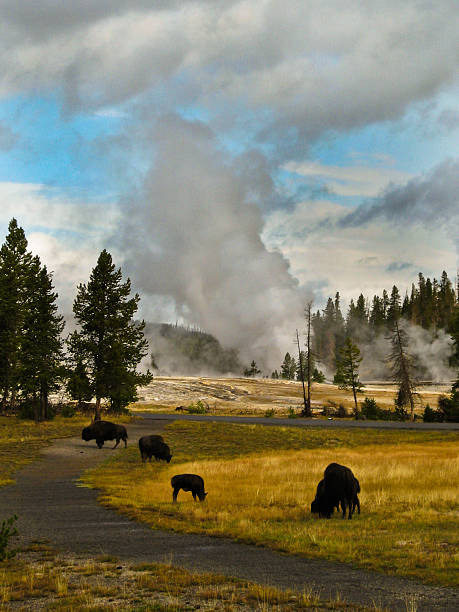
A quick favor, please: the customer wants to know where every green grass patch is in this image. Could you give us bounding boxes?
[82,422,459,587]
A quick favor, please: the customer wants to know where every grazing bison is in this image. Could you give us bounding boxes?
[311,477,361,517]
[311,463,360,519]
[138,434,165,462]
[81,420,128,449]
[154,442,172,463]
[171,474,207,502]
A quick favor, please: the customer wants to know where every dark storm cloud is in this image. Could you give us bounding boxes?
[386,261,413,272]
[338,159,459,248]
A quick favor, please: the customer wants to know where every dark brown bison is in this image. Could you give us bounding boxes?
[81,420,127,449]
[138,435,165,462]
[311,463,360,519]
[171,474,207,502]
[143,439,172,463]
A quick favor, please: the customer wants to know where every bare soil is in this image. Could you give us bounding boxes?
[0,416,457,611]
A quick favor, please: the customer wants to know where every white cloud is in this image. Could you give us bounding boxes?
[284,160,413,197]
[262,197,456,305]
[0,182,120,318]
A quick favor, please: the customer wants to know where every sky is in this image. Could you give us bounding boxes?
[0,1,458,368]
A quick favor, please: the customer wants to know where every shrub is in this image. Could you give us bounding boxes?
[60,403,76,418]
[0,515,18,561]
[186,400,208,415]
[437,390,459,422]
[423,404,443,422]
[287,407,298,419]
[264,408,274,418]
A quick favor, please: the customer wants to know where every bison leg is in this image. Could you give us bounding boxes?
[123,437,127,448]
[113,438,120,449]
[96,439,104,449]
[354,495,360,515]
[347,498,354,519]
[192,492,197,501]
[172,488,179,503]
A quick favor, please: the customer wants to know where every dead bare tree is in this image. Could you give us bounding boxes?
[296,329,311,417]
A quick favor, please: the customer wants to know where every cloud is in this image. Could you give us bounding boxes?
[386,261,412,272]
[0,122,17,150]
[262,193,456,305]
[0,182,120,319]
[0,1,457,144]
[284,160,413,197]
[338,159,459,250]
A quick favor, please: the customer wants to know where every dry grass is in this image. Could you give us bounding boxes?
[0,549,375,611]
[133,376,451,417]
[82,422,459,587]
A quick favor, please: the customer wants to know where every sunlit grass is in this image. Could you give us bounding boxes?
[82,421,459,587]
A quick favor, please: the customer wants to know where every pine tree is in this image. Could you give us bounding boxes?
[387,285,401,325]
[20,259,65,421]
[280,352,296,380]
[0,219,33,409]
[369,295,385,336]
[68,250,152,419]
[66,357,93,408]
[243,360,261,377]
[387,320,417,421]
[334,337,363,417]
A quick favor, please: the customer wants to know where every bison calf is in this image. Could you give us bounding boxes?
[311,463,360,519]
[81,420,128,449]
[171,474,207,502]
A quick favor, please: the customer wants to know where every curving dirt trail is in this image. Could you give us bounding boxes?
[0,416,457,612]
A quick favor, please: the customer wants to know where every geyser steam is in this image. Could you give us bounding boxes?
[119,115,306,370]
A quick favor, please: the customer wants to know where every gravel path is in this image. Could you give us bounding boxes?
[0,416,457,612]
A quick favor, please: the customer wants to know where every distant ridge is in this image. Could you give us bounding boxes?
[144,322,242,375]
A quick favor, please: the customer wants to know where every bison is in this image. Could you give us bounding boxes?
[81,420,128,449]
[311,463,360,519]
[171,474,207,502]
[139,438,172,463]
[138,434,165,462]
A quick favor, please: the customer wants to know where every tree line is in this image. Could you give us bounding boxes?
[263,273,458,422]
[311,273,456,373]
[0,219,151,422]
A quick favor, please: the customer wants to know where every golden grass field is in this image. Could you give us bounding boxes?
[133,376,452,417]
[82,421,459,587]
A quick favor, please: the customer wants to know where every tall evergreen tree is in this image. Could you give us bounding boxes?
[387,320,417,421]
[0,219,33,409]
[387,285,401,325]
[369,295,385,337]
[20,259,65,421]
[68,250,152,419]
[334,337,363,417]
